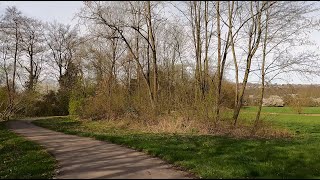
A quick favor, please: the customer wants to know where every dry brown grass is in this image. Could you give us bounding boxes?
[80,112,293,139]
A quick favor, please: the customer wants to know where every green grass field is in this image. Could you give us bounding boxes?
[0,122,56,179]
[243,106,320,114]
[33,107,320,179]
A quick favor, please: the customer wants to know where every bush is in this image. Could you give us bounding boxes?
[290,99,303,114]
[0,87,10,121]
[16,91,42,117]
[25,90,69,117]
[81,82,127,120]
[69,96,84,115]
[221,81,236,109]
[262,95,285,107]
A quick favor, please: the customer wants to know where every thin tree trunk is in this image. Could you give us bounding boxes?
[196,1,202,98]
[204,1,209,96]
[12,22,19,94]
[233,2,264,126]
[28,47,34,91]
[191,2,202,102]
[255,2,269,126]
[228,1,239,108]
[147,1,158,114]
[215,1,221,124]
[136,24,141,105]
[122,32,155,110]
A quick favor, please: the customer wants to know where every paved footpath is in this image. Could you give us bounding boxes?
[7,119,192,179]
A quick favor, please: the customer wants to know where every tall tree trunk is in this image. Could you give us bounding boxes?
[191,2,202,102]
[196,1,202,98]
[233,2,264,126]
[147,1,158,114]
[255,2,270,126]
[136,24,141,105]
[28,45,35,91]
[12,22,19,94]
[215,1,221,124]
[29,55,34,91]
[170,46,176,111]
[228,1,239,108]
[204,1,209,96]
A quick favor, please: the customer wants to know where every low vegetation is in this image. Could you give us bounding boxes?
[0,122,56,179]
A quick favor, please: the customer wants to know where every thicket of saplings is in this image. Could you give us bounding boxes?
[1,70,235,119]
[2,81,317,120]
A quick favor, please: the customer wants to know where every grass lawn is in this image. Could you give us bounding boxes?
[242,106,320,114]
[0,122,56,179]
[33,107,320,179]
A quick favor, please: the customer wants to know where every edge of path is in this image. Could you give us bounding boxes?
[6,116,198,179]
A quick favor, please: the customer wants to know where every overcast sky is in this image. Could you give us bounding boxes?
[1,1,320,85]
[0,1,82,25]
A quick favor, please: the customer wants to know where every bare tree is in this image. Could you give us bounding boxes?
[45,21,79,89]
[254,1,320,126]
[79,1,163,113]
[20,17,45,91]
[214,1,233,123]
[233,1,265,126]
[1,7,24,93]
[254,2,269,126]
[0,6,24,120]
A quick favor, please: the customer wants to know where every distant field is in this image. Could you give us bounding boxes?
[242,106,320,114]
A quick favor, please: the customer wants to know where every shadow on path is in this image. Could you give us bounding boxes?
[6,120,192,179]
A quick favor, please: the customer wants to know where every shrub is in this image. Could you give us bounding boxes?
[81,81,127,120]
[16,91,42,117]
[69,96,84,115]
[287,97,304,114]
[221,81,236,109]
[26,90,69,117]
[262,95,285,107]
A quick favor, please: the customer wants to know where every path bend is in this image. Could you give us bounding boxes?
[6,119,192,179]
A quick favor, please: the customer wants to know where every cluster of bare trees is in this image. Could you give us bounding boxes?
[1,1,320,130]
[0,7,80,119]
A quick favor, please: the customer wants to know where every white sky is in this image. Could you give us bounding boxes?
[1,1,320,85]
[0,1,82,25]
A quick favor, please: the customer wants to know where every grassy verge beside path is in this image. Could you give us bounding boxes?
[34,115,320,179]
[0,122,56,179]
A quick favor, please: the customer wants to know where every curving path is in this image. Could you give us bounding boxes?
[6,119,192,179]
